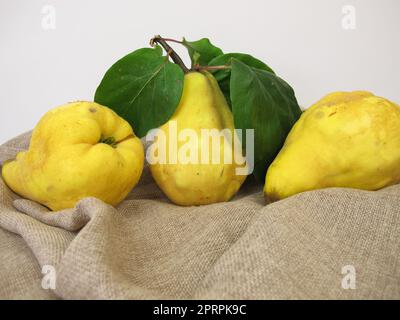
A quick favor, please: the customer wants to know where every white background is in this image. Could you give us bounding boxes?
[0,0,399,144]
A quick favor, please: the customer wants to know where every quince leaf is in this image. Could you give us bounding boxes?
[94,46,184,137]
[210,53,274,81]
[230,59,302,182]
[208,53,274,109]
[182,38,223,67]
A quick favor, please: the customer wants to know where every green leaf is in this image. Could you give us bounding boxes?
[94,46,184,137]
[209,53,274,80]
[182,38,223,66]
[216,77,232,107]
[230,59,302,182]
[208,53,275,108]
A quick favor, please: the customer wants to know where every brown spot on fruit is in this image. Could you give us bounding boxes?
[314,111,324,119]
[265,192,279,203]
[89,108,97,113]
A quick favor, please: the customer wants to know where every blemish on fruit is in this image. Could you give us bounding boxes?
[314,111,324,119]
[89,108,97,113]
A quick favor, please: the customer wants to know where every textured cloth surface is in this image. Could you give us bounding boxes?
[0,132,399,299]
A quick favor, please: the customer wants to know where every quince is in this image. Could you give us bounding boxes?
[148,71,247,206]
[2,101,144,211]
[265,91,400,201]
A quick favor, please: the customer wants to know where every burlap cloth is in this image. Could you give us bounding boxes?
[0,132,399,300]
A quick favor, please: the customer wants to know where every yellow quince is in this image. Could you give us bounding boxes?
[148,71,248,206]
[1,101,144,211]
[265,91,400,201]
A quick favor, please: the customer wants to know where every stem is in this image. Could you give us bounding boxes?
[194,65,231,71]
[150,35,189,73]
[157,37,183,45]
[150,36,231,74]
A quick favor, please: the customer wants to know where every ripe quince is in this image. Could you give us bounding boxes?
[2,101,144,211]
[265,91,400,201]
[148,71,248,206]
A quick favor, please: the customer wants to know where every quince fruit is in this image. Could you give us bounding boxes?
[265,91,400,201]
[2,101,144,211]
[148,71,247,205]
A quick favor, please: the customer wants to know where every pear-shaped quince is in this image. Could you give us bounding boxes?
[265,91,400,201]
[2,101,144,211]
[148,71,248,206]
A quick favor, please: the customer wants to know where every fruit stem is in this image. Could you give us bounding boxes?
[150,35,190,73]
